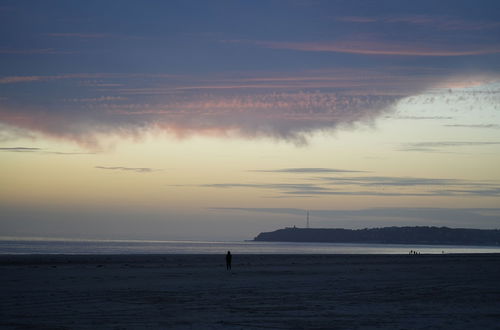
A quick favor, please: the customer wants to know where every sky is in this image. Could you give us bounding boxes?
[1,0,500,241]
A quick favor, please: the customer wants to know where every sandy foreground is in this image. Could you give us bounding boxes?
[1,254,499,329]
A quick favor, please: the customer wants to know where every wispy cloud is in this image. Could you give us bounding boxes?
[388,115,453,120]
[64,96,127,103]
[251,168,365,174]
[0,147,41,152]
[0,73,180,85]
[336,15,500,31]
[400,141,500,152]
[193,173,500,197]
[0,73,105,84]
[433,187,500,197]
[0,76,46,84]
[201,183,329,192]
[106,67,436,95]
[318,176,465,187]
[230,39,500,57]
[95,166,160,173]
[444,124,500,129]
[47,151,95,155]
[0,146,92,155]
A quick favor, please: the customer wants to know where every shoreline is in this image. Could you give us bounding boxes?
[2,238,500,255]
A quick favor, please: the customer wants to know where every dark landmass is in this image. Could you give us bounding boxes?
[254,226,500,246]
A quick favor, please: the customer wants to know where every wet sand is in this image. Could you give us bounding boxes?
[1,254,499,329]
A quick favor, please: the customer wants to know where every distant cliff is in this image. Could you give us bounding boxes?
[254,226,500,246]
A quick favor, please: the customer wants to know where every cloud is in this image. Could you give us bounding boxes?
[209,184,429,197]
[0,73,178,85]
[0,73,105,84]
[388,116,453,120]
[0,91,400,148]
[432,187,500,197]
[444,124,500,129]
[95,166,160,173]
[250,168,365,174]
[231,39,500,57]
[194,173,500,197]
[0,147,41,152]
[125,92,397,145]
[47,151,95,155]
[110,67,436,95]
[314,176,500,196]
[0,146,93,155]
[0,70,497,148]
[0,76,46,84]
[281,190,432,197]
[1,2,499,150]
[400,141,500,152]
[200,183,331,193]
[64,96,128,103]
[336,15,500,31]
[318,176,466,187]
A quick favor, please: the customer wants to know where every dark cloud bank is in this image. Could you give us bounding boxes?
[1,1,500,147]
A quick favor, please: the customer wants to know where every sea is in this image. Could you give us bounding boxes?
[1,237,500,255]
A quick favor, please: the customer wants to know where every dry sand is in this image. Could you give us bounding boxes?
[1,254,499,329]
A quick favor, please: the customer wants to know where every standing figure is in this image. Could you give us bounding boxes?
[226,251,232,270]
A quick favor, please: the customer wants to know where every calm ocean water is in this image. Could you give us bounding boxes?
[1,237,500,254]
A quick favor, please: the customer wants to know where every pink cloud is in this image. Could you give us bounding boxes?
[0,74,107,84]
[244,40,500,57]
[0,73,182,85]
[2,69,496,148]
[0,92,399,148]
[104,67,446,97]
[64,96,128,103]
[0,76,46,84]
[336,15,500,31]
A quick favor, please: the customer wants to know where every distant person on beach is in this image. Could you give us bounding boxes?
[226,251,232,270]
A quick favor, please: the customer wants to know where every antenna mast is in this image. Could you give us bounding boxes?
[306,210,309,229]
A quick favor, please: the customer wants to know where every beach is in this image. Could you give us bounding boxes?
[1,254,499,329]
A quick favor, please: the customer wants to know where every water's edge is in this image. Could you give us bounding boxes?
[2,238,500,255]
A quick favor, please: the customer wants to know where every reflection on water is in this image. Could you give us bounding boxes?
[1,237,500,254]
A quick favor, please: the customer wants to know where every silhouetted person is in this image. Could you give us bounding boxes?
[226,251,232,270]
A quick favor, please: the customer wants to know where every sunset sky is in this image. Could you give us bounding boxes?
[1,0,500,241]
